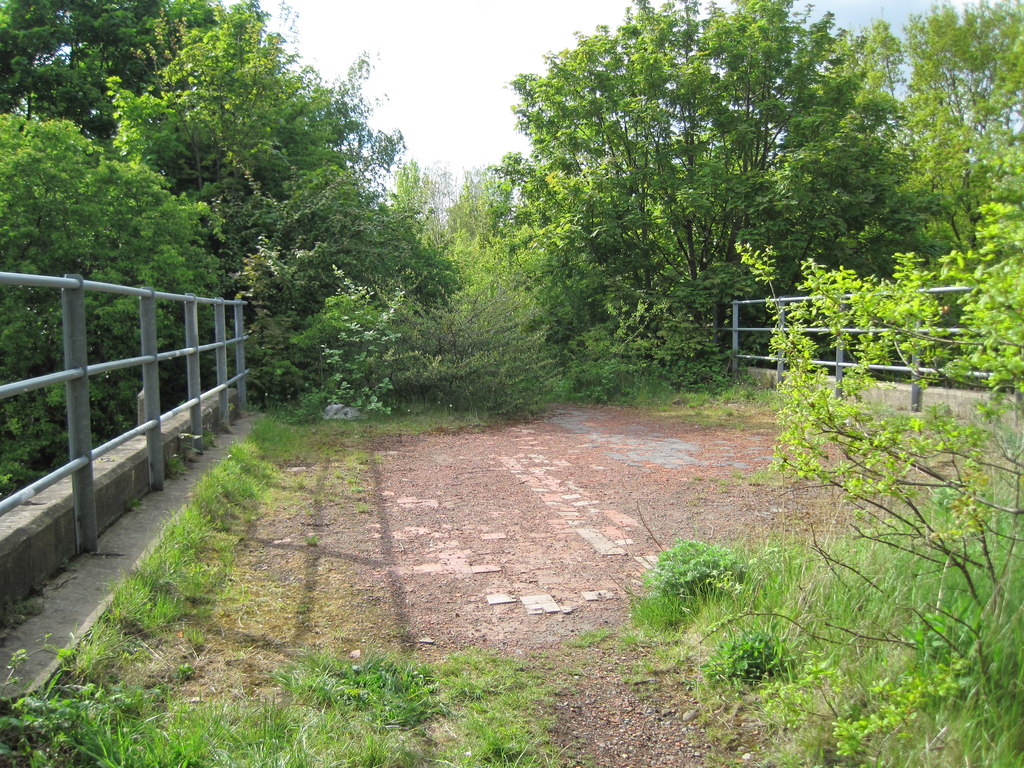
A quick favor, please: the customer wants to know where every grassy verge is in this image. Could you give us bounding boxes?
[625,531,1024,768]
[0,410,556,768]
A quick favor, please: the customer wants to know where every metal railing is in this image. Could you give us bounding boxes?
[729,286,973,410]
[0,272,249,553]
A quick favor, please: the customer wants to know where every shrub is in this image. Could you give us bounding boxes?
[644,540,745,602]
[383,284,555,415]
[294,282,402,413]
[703,631,789,682]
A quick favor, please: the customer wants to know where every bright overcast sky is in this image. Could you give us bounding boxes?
[268,0,958,174]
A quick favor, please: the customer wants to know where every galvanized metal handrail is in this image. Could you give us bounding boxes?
[729,286,974,410]
[0,271,249,554]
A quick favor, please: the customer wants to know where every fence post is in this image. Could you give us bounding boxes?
[214,300,229,424]
[834,304,846,397]
[139,289,164,490]
[233,302,248,410]
[184,295,204,454]
[731,300,739,377]
[62,274,97,552]
[910,321,923,412]
[911,352,922,412]
[776,303,786,385]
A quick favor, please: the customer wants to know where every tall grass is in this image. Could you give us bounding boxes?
[633,530,1024,767]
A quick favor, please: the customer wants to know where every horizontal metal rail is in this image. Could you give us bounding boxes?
[0,271,245,305]
[0,456,90,515]
[733,286,972,306]
[733,327,965,335]
[0,271,249,553]
[730,286,977,411]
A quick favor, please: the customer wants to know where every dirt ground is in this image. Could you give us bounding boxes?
[371,404,833,767]
[186,403,835,766]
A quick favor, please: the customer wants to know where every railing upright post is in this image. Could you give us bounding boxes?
[835,303,846,398]
[62,274,97,552]
[910,322,923,412]
[214,300,229,424]
[233,302,248,410]
[184,295,204,454]
[139,289,164,490]
[776,303,786,385]
[911,352,922,412]
[731,301,739,377]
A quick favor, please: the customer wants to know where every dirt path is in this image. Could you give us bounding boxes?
[371,404,828,767]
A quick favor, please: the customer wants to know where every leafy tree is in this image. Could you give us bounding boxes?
[113,2,403,278]
[0,0,217,138]
[239,167,457,405]
[0,115,216,497]
[903,0,1024,253]
[507,0,921,389]
[392,161,458,253]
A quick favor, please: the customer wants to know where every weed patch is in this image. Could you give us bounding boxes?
[275,652,439,727]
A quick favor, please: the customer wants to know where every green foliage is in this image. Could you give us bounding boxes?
[629,592,693,632]
[903,0,1024,253]
[275,652,439,727]
[240,168,457,407]
[295,282,402,413]
[722,144,1024,767]
[113,3,400,199]
[0,0,217,138]
[831,662,965,762]
[0,596,43,632]
[702,631,789,683]
[383,284,555,415]
[644,540,745,602]
[507,0,920,384]
[0,114,216,498]
[757,198,1024,626]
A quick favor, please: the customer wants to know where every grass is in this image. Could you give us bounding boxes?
[0,597,43,635]
[0,409,558,768]
[274,652,440,726]
[626,530,1024,768]
[21,386,1012,767]
[566,627,614,648]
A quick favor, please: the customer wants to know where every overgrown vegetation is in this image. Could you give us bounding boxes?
[622,167,1024,765]
[4,0,1022,493]
[0,413,557,767]
[2,0,1023,764]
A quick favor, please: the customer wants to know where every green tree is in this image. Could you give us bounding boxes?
[392,161,458,253]
[0,0,217,138]
[239,167,457,405]
[507,0,920,389]
[0,115,216,497]
[112,2,404,279]
[904,0,1024,252]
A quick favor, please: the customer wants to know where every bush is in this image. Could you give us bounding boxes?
[703,631,789,682]
[294,282,401,413]
[644,540,745,602]
[383,284,555,415]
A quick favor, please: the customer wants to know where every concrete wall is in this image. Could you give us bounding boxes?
[744,366,1003,420]
[0,392,238,607]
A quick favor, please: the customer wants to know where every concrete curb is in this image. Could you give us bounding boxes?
[0,415,257,699]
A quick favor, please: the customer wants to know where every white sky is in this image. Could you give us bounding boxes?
[269,0,959,174]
